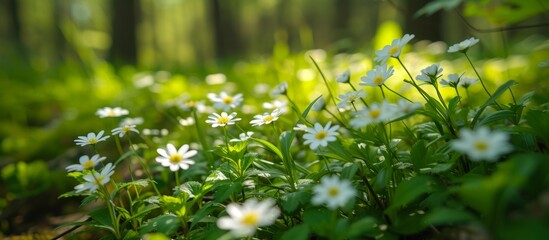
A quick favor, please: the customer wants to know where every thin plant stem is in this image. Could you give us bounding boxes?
[127,136,162,196]
[175,172,180,187]
[383,84,412,102]
[192,110,214,169]
[348,82,369,107]
[114,135,124,156]
[464,53,492,97]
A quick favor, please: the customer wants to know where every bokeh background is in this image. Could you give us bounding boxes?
[1,0,548,238]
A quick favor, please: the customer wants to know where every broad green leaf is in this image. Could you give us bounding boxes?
[139,214,180,235]
[213,180,242,203]
[281,224,310,240]
[423,207,475,225]
[88,206,113,228]
[281,190,311,213]
[347,216,378,238]
[410,140,428,171]
[387,175,436,212]
[477,110,515,126]
[190,201,223,229]
[175,181,203,198]
[472,80,517,127]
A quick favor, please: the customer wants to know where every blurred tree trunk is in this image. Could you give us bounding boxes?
[109,0,138,65]
[404,0,443,41]
[210,0,241,58]
[5,0,26,60]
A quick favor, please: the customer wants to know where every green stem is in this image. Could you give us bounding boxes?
[383,84,412,102]
[127,136,162,196]
[464,53,492,97]
[192,110,214,169]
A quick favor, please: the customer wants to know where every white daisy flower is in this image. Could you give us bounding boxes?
[439,73,461,88]
[74,130,110,146]
[66,154,106,172]
[207,92,243,111]
[293,123,309,132]
[217,198,280,237]
[179,100,207,113]
[349,101,397,128]
[111,125,139,138]
[74,163,115,193]
[395,99,422,116]
[119,117,144,126]
[458,77,478,89]
[451,127,512,161]
[271,82,288,97]
[312,175,356,210]
[230,131,254,142]
[250,109,282,127]
[360,64,394,87]
[337,90,366,108]
[155,143,197,171]
[303,122,340,150]
[374,34,415,64]
[262,100,288,114]
[416,63,443,84]
[336,70,351,83]
[448,37,479,53]
[205,112,241,128]
[96,107,129,118]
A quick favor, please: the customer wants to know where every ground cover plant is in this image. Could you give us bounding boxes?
[52,33,549,240]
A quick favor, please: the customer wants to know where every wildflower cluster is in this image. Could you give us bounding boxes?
[58,35,549,240]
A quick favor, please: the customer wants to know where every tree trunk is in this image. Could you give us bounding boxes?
[109,0,138,65]
[404,0,443,42]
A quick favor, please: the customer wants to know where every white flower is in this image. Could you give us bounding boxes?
[156,143,197,171]
[111,125,139,137]
[230,132,254,142]
[451,127,512,161]
[312,97,325,112]
[416,64,443,84]
[312,175,356,210]
[337,90,366,108]
[217,198,280,237]
[458,77,478,89]
[293,124,309,132]
[360,64,394,87]
[303,122,340,150]
[179,100,207,113]
[448,37,479,53]
[262,100,288,113]
[250,109,282,127]
[207,92,243,111]
[74,163,115,193]
[336,70,351,83]
[119,117,144,126]
[205,112,241,128]
[350,101,397,128]
[74,130,110,146]
[395,99,422,116]
[374,34,415,64]
[96,107,129,118]
[439,73,461,88]
[66,154,106,172]
[271,82,288,96]
[539,60,549,68]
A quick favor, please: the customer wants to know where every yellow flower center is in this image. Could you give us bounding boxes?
[369,109,381,119]
[169,153,183,164]
[217,117,230,125]
[263,115,274,122]
[108,110,116,116]
[388,46,399,56]
[475,141,488,151]
[315,131,328,140]
[328,187,339,197]
[373,76,384,85]
[222,96,234,104]
[88,138,98,144]
[122,126,131,132]
[185,101,196,107]
[82,160,94,170]
[241,212,259,226]
[94,176,105,185]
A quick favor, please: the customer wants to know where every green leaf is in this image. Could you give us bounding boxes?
[281,224,309,240]
[280,131,298,190]
[88,206,113,228]
[387,175,436,212]
[472,80,517,127]
[340,162,359,179]
[281,190,311,213]
[477,110,515,126]
[139,214,180,235]
[114,151,135,167]
[190,201,223,230]
[410,140,428,171]
[175,181,203,198]
[423,207,475,225]
[347,217,378,238]
[213,180,242,203]
[525,109,549,145]
[251,137,283,160]
[415,0,463,17]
